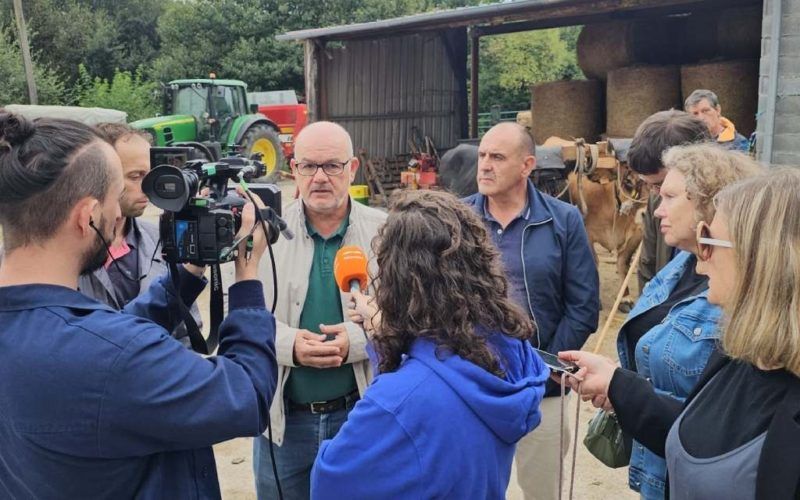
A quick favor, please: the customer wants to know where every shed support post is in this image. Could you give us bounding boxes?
[469,27,479,139]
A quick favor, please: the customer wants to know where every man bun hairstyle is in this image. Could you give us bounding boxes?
[0,112,112,251]
[0,111,36,150]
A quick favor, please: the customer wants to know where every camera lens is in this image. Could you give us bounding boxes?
[142,165,199,212]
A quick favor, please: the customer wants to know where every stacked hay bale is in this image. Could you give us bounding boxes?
[681,60,759,136]
[530,80,604,144]
[531,6,761,141]
[606,66,681,138]
[576,18,686,80]
[576,22,635,81]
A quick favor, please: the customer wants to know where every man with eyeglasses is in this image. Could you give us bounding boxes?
[627,111,711,290]
[253,121,387,500]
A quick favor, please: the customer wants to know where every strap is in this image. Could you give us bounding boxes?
[558,371,583,500]
[207,264,223,353]
[168,262,210,354]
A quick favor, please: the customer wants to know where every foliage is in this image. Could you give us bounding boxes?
[0,27,65,105]
[77,66,160,121]
[0,0,582,117]
[0,0,163,84]
[479,28,583,112]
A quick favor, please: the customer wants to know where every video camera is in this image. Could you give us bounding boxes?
[142,147,290,265]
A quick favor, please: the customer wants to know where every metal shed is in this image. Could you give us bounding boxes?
[279,0,797,165]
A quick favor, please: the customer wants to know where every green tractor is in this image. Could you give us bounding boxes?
[131,77,284,177]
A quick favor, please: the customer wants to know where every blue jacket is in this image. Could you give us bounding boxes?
[0,273,277,499]
[617,251,722,499]
[463,181,599,388]
[311,331,549,499]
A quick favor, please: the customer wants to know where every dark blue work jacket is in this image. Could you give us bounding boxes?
[0,271,276,499]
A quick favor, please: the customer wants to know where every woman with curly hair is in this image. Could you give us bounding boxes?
[310,190,549,499]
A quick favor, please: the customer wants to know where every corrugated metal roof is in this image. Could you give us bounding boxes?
[277,0,574,41]
[275,0,733,41]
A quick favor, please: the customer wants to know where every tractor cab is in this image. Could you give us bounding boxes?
[165,78,248,144]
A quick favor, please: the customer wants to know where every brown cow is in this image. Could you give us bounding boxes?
[543,137,646,310]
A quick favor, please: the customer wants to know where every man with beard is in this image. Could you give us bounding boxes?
[79,123,201,341]
[0,112,278,497]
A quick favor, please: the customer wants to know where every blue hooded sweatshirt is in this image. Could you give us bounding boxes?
[310,330,549,499]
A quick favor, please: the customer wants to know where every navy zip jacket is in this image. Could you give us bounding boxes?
[464,180,599,395]
[0,271,277,499]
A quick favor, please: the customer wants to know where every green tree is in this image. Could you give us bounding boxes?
[0,0,163,86]
[77,65,159,121]
[479,27,582,112]
[0,0,120,84]
[153,0,484,92]
[0,27,65,105]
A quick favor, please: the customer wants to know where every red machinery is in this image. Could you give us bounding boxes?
[249,90,308,160]
[400,135,439,189]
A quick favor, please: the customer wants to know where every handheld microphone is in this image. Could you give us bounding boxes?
[334,246,368,293]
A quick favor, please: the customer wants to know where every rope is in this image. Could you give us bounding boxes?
[616,162,648,205]
[592,241,643,354]
[553,161,580,200]
[558,372,583,500]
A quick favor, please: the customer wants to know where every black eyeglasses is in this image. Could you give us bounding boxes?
[294,160,350,176]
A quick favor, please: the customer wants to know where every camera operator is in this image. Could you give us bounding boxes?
[0,112,277,498]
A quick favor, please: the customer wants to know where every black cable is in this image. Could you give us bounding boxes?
[241,187,282,499]
[265,413,284,500]
[242,188,278,313]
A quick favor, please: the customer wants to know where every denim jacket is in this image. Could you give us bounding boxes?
[617,251,722,499]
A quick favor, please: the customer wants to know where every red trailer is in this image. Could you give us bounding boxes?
[248,90,308,160]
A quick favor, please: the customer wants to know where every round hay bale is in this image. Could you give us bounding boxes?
[530,80,604,145]
[681,59,759,136]
[577,19,686,80]
[717,6,762,59]
[607,66,682,138]
[577,22,635,80]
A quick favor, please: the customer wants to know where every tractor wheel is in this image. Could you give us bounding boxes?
[242,125,284,177]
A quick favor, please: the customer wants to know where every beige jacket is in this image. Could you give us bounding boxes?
[257,199,387,444]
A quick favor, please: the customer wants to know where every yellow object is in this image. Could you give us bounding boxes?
[349,185,370,205]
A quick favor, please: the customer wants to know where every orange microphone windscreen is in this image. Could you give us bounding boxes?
[334,246,369,293]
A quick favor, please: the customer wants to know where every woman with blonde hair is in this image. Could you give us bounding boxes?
[607,143,763,499]
[562,167,800,498]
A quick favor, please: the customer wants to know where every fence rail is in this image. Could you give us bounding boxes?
[476,109,523,136]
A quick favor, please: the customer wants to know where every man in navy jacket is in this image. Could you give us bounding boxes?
[0,112,277,499]
[463,122,599,500]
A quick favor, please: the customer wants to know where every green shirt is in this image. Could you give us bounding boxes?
[285,215,357,404]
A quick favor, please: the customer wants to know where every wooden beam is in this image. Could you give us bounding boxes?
[12,0,37,104]
[469,28,479,139]
[304,39,321,122]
